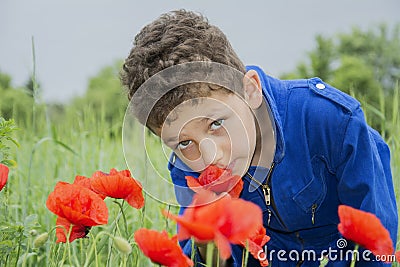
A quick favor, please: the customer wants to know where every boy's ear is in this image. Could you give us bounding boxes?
[243,70,263,109]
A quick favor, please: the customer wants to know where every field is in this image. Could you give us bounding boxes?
[0,87,399,266]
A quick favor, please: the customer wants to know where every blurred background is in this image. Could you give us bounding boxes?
[1,0,399,129]
[0,1,399,265]
[1,1,399,93]
[1,0,399,130]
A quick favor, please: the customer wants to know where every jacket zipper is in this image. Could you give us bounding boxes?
[311,203,317,225]
[246,162,288,229]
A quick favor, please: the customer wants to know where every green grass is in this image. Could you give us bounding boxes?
[0,84,399,266]
[0,105,179,266]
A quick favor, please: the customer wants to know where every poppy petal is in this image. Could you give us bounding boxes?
[186,165,243,198]
[134,228,194,267]
[214,231,232,260]
[55,216,89,243]
[164,191,263,261]
[204,174,242,194]
[247,240,269,267]
[90,168,144,208]
[185,175,202,190]
[199,165,226,185]
[225,179,243,198]
[0,163,9,191]
[240,225,270,267]
[163,209,215,241]
[338,205,394,260]
[218,197,263,243]
[46,182,108,226]
[124,190,145,209]
[73,175,106,199]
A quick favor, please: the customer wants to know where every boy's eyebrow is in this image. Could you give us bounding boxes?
[163,116,217,145]
[165,136,178,144]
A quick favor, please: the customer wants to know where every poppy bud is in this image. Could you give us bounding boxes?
[29,229,38,236]
[113,236,132,254]
[33,232,49,248]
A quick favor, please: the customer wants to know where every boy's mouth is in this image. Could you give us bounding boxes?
[206,160,236,172]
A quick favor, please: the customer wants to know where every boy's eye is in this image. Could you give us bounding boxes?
[210,119,224,130]
[177,140,192,150]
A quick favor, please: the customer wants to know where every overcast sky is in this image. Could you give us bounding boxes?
[1,0,399,103]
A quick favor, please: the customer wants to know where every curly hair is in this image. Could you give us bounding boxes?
[120,9,245,132]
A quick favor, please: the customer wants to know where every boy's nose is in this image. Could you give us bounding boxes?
[199,138,222,167]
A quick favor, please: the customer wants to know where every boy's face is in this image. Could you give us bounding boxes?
[159,90,258,177]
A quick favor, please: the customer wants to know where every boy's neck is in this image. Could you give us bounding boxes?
[251,99,275,168]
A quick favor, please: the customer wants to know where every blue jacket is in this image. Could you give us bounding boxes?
[167,66,398,267]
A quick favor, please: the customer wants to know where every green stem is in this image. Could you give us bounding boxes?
[21,234,30,267]
[216,249,220,267]
[95,240,99,267]
[206,242,215,267]
[113,200,128,237]
[60,243,68,266]
[350,244,359,267]
[243,241,249,267]
[59,225,73,266]
[191,238,196,263]
[80,238,84,264]
[14,227,23,267]
[83,231,109,267]
[122,255,127,267]
[241,240,249,267]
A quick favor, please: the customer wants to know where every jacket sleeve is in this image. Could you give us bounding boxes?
[335,106,398,265]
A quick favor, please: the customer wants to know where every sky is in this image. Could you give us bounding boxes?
[1,0,399,103]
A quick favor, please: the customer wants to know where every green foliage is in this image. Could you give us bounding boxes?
[0,117,19,166]
[309,35,335,80]
[0,73,35,124]
[71,61,128,126]
[337,24,400,91]
[281,23,400,133]
[332,55,382,106]
[0,71,12,90]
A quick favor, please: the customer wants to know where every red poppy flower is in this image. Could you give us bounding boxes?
[134,228,193,267]
[395,250,400,263]
[185,165,243,198]
[55,216,90,243]
[164,191,262,259]
[90,168,144,209]
[0,163,9,191]
[239,225,270,267]
[46,182,108,226]
[338,205,394,261]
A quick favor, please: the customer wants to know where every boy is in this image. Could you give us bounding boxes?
[121,10,398,266]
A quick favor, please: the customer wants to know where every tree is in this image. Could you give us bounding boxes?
[71,61,128,125]
[332,56,381,104]
[282,23,400,93]
[0,71,11,90]
[281,23,400,133]
[0,71,34,123]
[337,24,400,93]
